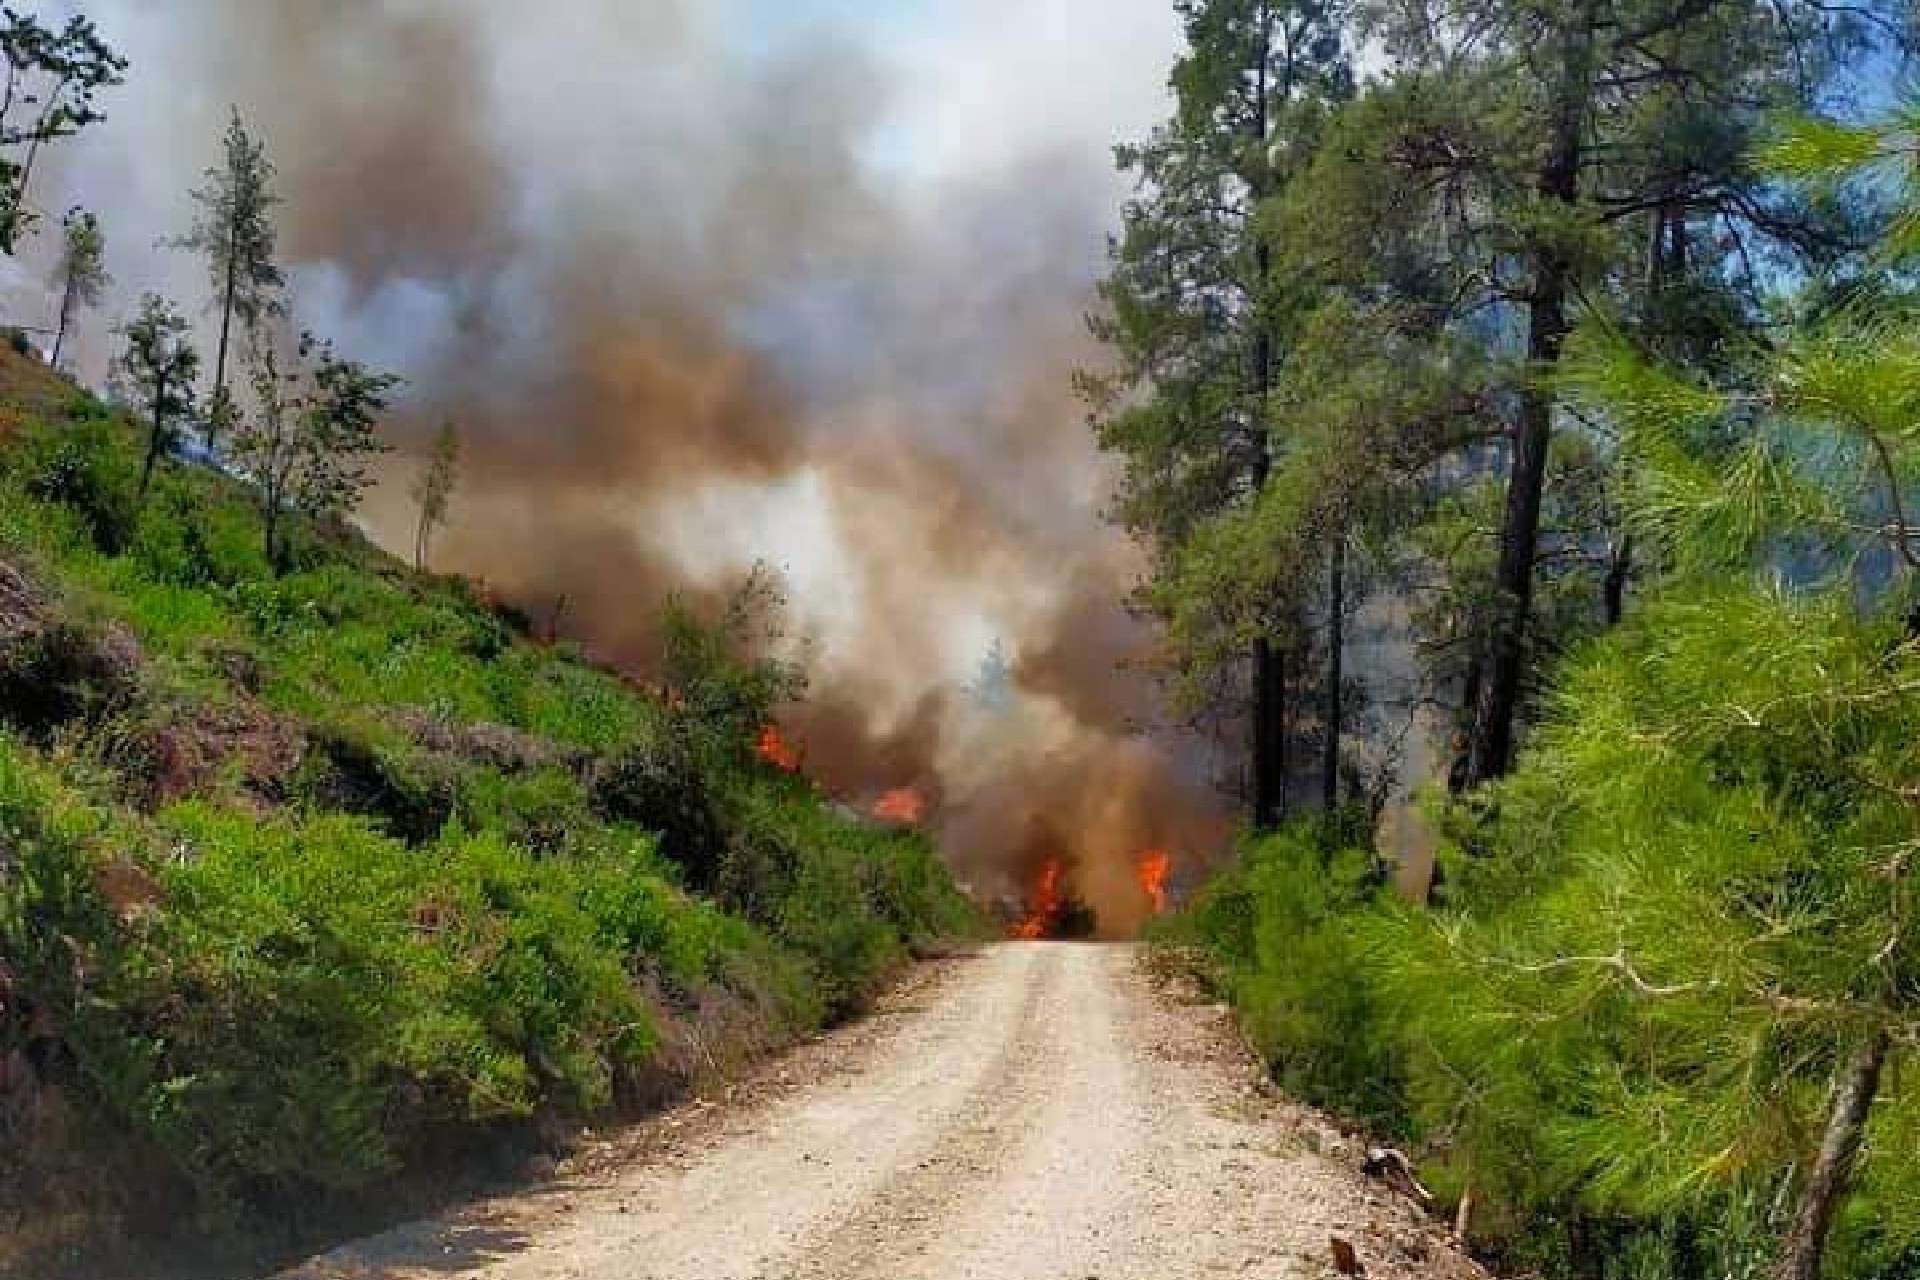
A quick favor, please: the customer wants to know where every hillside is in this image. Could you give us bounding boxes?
[0,350,977,1276]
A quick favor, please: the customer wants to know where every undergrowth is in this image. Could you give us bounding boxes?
[0,368,978,1268]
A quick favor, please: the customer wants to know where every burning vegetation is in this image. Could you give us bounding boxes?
[1009,857,1104,939]
[1135,849,1171,916]
[1011,858,1068,939]
[871,786,927,825]
[755,723,801,772]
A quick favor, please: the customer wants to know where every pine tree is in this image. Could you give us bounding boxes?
[1334,0,1895,788]
[48,206,107,371]
[1084,0,1351,828]
[173,108,284,452]
[112,294,198,501]
[1397,110,1920,1280]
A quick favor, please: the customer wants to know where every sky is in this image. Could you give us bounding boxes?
[8,0,1227,930]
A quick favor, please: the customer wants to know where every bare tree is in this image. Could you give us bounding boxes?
[410,419,461,571]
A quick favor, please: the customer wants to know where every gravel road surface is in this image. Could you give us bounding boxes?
[279,943,1482,1280]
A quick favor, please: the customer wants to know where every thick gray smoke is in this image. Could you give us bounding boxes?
[13,0,1230,934]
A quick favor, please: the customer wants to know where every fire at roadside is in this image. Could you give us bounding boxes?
[755,720,1185,939]
[1004,847,1179,940]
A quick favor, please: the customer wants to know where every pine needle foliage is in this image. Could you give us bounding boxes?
[1183,101,1920,1280]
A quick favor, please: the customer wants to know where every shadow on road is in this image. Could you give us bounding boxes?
[276,1216,536,1278]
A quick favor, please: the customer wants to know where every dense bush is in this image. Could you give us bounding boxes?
[1180,590,1920,1280]
[590,727,729,885]
[16,415,137,553]
[4,755,656,1205]
[721,785,977,1015]
[1174,830,1408,1132]
[1,714,963,1218]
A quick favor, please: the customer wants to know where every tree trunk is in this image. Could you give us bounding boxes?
[50,274,75,370]
[1773,1029,1890,1280]
[265,501,283,574]
[1250,274,1284,829]
[1322,533,1345,811]
[1447,655,1481,793]
[1464,315,1558,785]
[210,215,240,450]
[262,457,285,573]
[1246,0,1284,830]
[138,374,168,501]
[1277,647,1291,817]
[1253,638,1287,827]
[1461,8,1592,789]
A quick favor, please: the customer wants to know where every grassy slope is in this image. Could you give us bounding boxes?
[0,352,977,1272]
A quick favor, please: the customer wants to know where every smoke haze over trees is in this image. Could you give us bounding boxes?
[6,0,1227,930]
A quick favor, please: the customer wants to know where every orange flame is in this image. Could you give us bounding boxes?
[1136,849,1172,915]
[872,787,926,824]
[1012,859,1065,939]
[755,724,801,772]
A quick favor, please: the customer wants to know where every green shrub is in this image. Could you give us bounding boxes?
[591,728,729,887]
[2,785,679,1209]
[127,477,271,588]
[1180,825,1409,1132]
[454,763,590,854]
[298,716,457,843]
[17,416,137,553]
[776,838,904,1017]
[719,785,975,1016]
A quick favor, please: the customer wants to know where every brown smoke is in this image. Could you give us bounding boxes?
[51,0,1228,934]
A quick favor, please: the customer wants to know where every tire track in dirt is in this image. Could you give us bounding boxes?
[772,946,1065,1279]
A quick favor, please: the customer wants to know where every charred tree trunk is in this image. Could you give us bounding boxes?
[1773,1029,1890,1280]
[1322,534,1345,811]
[1461,9,1592,789]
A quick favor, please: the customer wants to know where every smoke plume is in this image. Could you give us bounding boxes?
[25,0,1228,934]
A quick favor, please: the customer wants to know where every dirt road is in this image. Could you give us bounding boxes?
[280,943,1480,1280]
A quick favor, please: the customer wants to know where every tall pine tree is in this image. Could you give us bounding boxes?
[1085,0,1352,827]
[173,108,284,452]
